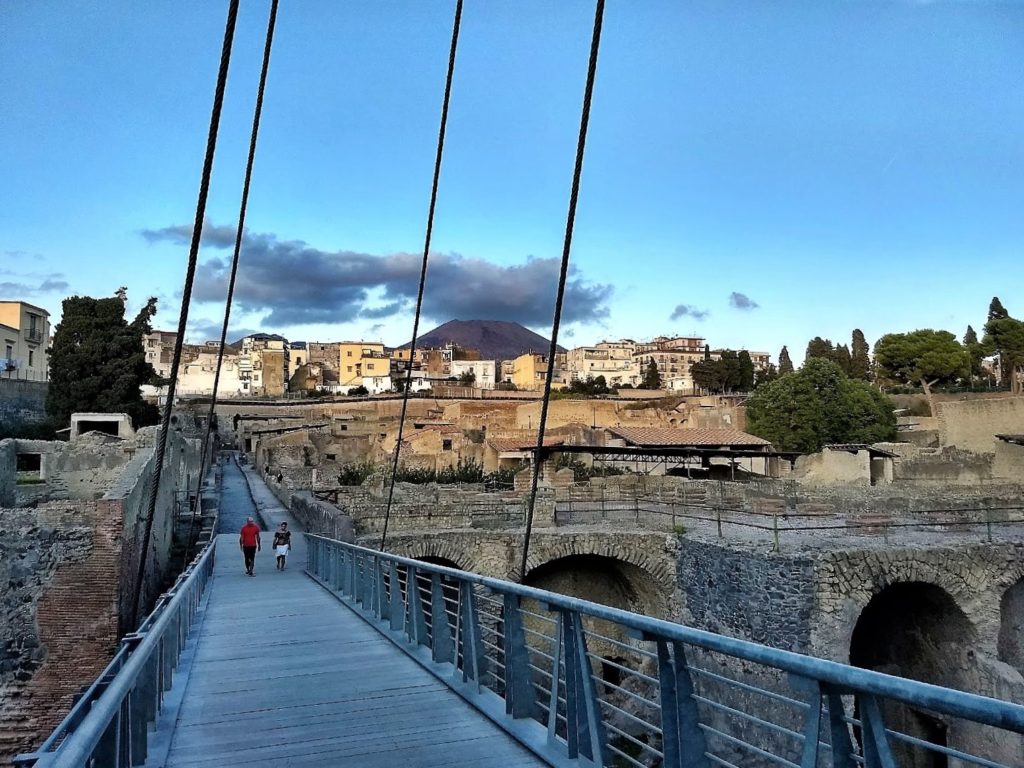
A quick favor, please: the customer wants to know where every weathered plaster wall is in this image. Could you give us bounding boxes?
[938,396,1024,452]
[0,380,47,424]
[792,449,870,486]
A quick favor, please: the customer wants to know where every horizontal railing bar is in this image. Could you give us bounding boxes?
[885,728,1011,767]
[597,697,662,732]
[585,653,659,685]
[593,676,661,708]
[692,694,805,742]
[690,666,810,710]
[605,741,649,768]
[604,721,664,758]
[698,724,802,768]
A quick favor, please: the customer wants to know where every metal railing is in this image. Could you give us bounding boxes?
[306,534,1024,768]
[15,541,218,768]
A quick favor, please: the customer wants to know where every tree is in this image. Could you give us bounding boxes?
[756,363,778,388]
[805,337,834,363]
[873,329,970,414]
[746,359,896,453]
[457,370,476,387]
[989,296,1009,322]
[850,329,871,381]
[46,292,160,428]
[833,343,852,376]
[778,346,794,375]
[983,314,1024,394]
[642,357,662,389]
[738,350,755,391]
[963,325,984,380]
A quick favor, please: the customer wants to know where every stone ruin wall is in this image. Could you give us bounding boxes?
[0,424,203,764]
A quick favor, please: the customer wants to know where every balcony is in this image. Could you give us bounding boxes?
[24,327,44,344]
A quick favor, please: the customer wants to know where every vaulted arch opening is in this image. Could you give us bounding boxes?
[849,582,976,767]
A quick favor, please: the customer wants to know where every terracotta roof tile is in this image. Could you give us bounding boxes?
[606,427,770,447]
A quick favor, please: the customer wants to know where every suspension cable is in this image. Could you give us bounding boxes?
[131,0,240,627]
[380,0,464,550]
[519,0,605,582]
[188,0,280,561]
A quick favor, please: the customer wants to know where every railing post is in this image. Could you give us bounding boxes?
[653,638,708,768]
[431,574,455,663]
[825,686,856,768]
[405,565,428,647]
[502,593,535,719]
[390,561,404,632]
[560,610,606,763]
[458,581,486,687]
[859,694,897,768]
[373,556,387,619]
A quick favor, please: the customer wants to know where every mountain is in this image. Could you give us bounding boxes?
[400,320,564,361]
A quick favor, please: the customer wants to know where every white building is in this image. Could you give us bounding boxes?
[449,359,497,389]
[565,340,641,387]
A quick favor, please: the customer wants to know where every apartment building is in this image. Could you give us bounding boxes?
[144,330,179,379]
[634,336,707,393]
[449,359,497,389]
[339,341,388,387]
[565,339,641,387]
[239,334,287,397]
[0,301,51,381]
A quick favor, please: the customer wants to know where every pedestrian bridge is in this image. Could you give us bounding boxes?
[17,464,1024,768]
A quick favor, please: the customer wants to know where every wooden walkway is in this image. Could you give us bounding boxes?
[145,462,545,767]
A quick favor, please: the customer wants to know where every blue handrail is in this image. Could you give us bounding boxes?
[305,533,1024,768]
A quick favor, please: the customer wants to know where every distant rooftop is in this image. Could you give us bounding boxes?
[607,427,770,448]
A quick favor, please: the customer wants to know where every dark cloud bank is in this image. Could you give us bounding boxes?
[729,291,759,310]
[142,224,613,329]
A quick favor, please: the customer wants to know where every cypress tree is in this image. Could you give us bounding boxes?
[738,350,755,391]
[778,346,794,375]
[850,329,871,380]
[989,297,1009,322]
[46,292,160,428]
[805,336,834,362]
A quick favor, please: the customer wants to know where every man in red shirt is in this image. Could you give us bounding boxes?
[239,516,261,576]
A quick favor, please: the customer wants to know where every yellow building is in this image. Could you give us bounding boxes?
[0,301,50,381]
[510,353,549,391]
[339,341,388,387]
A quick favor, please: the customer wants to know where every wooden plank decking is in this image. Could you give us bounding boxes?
[145,463,545,767]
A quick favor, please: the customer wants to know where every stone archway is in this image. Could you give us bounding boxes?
[999,578,1024,677]
[850,581,976,767]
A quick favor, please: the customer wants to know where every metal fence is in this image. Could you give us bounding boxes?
[15,541,218,768]
[306,534,1024,768]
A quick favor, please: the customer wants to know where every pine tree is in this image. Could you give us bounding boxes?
[46,292,160,428]
[778,346,794,375]
[805,337,834,363]
[850,329,871,380]
[989,297,1009,322]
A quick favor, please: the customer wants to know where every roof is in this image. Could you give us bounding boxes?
[996,434,1024,446]
[404,424,462,443]
[487,437,565,453]
[825,443,900,458]
[606,427,770,448]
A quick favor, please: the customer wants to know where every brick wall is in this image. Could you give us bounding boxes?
[0,501,120,765]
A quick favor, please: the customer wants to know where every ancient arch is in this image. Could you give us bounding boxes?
[850,581,977,766]
[999,578,1024,676]
[386,539,479,575]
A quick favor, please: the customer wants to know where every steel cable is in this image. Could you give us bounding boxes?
[380,0,464,550]
[131,0,240,627]
[519,0,606,582]
[188,0,280,562]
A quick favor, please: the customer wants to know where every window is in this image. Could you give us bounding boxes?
[28,350,34,366]
[347,366,353,372]
[347,350,353,357]
[367,363,374,370]
[4,344,12,359]
[442,439,453,451]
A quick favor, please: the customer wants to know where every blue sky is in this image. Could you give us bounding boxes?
[3,0,1023,361]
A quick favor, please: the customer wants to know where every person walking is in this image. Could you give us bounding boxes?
[239,516,261,576]
[273,521,291,570]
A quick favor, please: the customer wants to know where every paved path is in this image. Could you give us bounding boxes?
[146,458,544,768]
